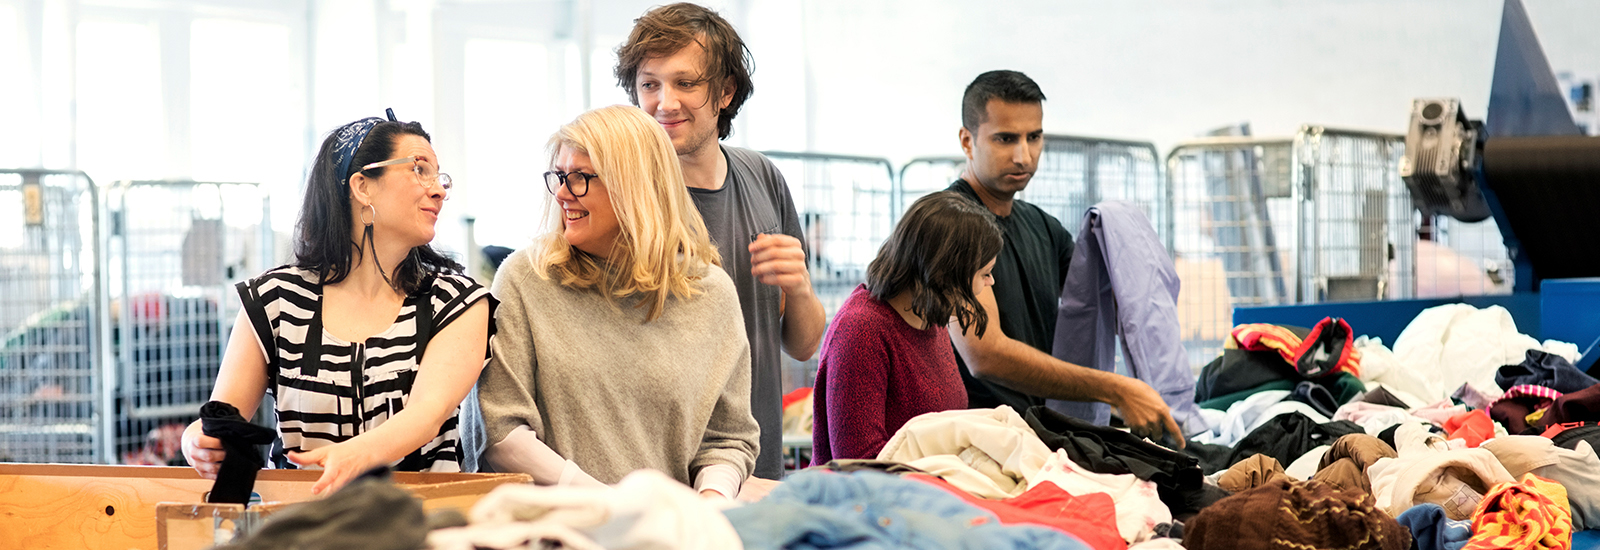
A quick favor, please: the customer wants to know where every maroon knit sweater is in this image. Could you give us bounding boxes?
[811,285,968,465]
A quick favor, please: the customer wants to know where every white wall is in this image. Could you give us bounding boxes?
[3,0,1597,253]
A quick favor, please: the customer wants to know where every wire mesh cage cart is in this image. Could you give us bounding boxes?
[104,180,272,466]
[1168,126,1425,370]
[1018,135,1169,250]
[760,152,897,393]
[0,169,110,464]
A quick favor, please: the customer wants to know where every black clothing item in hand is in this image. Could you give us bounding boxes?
[1225,412,1363,469]
[1024,405,1225,517]
[199,400,277,504]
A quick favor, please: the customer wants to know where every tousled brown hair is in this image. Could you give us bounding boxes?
[614,2,754,140]
[866,192,1003,335]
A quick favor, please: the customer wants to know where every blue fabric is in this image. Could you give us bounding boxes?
[1395,503,1471,550]
[331,112,394,183]
[723,470,1090,550]
[1046,201,1208,434]
[1573,529,1600,548]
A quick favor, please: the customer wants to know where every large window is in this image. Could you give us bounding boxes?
[76,20,167,181]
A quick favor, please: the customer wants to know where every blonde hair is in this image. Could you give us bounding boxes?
[534,105,722,321]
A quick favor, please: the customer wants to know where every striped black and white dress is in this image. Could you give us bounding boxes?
[236,265,492,472]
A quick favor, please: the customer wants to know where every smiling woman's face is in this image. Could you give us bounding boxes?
[551,144,621,258]
[363,133,447,249]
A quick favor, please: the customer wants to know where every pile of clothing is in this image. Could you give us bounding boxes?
[213,302,1600,549]
[1181,303,1600,549]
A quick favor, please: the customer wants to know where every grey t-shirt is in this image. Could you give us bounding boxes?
[687,145,806,480]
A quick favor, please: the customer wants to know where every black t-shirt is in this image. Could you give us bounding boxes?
[946,179,1075,411]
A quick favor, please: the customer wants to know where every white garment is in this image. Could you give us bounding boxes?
[1127,540,1186,550]
[454,469,744,550]
[877,406,1053,498]
[429,523,604,550]
[1354,337,1434,408]
[1390,304,1542,403]
[1191,390,1330,447]
[1032,449,1170,543]
[1284,445,1330,480]
[1331,401,1431,436]
[1392,421,1453,455]
[1481,436,1600,531]
[1367,447,1514,520]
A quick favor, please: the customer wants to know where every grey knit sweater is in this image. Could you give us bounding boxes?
[468,247,759,485]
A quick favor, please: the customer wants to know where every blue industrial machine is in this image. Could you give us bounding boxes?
[1235,0,1600,374]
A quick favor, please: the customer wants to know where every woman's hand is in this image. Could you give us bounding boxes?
[286,443,388,495]
[181,420,227,479]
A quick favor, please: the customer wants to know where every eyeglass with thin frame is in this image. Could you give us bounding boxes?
[362,156,453,200]
[544,170,599,197]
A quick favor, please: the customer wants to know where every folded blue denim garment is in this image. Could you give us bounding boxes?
[1394,503,1471,550]
[723,470,1091,550]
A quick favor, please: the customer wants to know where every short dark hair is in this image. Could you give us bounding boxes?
[961,70,1046,131]
[614,2,755,140]
[866,192,1003,336]
[294,120,462,295]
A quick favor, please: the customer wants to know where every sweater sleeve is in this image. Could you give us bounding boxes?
[691,273,760,482]
[822,306,893,460]
[474,255,546,452]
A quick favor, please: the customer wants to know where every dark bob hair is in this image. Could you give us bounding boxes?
[614,2,754,140]
[866,191,1003,335]
[294,119,461,295]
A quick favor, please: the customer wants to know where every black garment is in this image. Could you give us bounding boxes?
[1182,440,1236,476]
[1193,327,1309,402]
[1551,422,1600,451]
[1497,349,1600,393]
[1024,405,1223,517]
[200,400,276,504]
[1225,412,1364,469]
[946,180,1074,412]
[1360,386,1411,409]
[218,469,426,550]
[1290,381,1340,418]
[1376,423,1402,450]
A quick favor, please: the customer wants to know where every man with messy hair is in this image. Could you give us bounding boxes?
[615,3,825,482]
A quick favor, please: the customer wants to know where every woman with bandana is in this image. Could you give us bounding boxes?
[179,111,493,495]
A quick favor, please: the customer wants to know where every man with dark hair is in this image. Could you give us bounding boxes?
[946,70,1183,445]
[615,2,826,481]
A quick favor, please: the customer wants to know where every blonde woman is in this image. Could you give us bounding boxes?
[465,105,758,498]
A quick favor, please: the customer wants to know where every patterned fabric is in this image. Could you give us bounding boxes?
[1495,385,1564,406]
[1463,473,1573,550]
[1184,479,1410,550]
[1231,317,1361,378]
[237,265,491,472]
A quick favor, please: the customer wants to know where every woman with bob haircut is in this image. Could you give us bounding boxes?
[180,111,492,494]
[810,191,1003,463]
[466,105,758,498]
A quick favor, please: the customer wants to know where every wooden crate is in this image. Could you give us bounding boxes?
[0,464,530,550]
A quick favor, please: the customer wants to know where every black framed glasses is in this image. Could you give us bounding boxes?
[544,170,598,197]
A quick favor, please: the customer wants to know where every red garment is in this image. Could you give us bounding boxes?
[811,285,967,464]
[907,474,1127,550]
[1231,317,1360,378]
[1444,410,1497,448]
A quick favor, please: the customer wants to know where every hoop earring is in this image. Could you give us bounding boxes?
[361,204,377,227]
